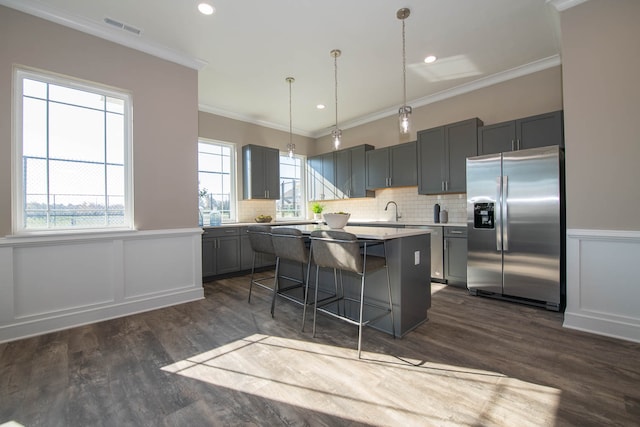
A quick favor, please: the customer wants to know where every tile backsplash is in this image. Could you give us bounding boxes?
[236,187,468,224]
[316,187,468,224]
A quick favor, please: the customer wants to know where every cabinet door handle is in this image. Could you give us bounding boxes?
[441,181,445,191]
[511,140,515,151]
[517,139,521,150]
[450,230,463,234]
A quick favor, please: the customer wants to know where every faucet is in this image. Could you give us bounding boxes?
[384,201,402,222]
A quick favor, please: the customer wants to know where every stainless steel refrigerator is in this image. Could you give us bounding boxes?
[466,146,564,311]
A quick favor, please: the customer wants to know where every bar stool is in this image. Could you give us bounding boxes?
[270,227,311,322]
[309,229,395,358]
[246,225,276,304]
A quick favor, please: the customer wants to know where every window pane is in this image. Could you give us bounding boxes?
[49,84,104,110]
[23,78,47,98]
[22,97,47,158]
[198,140,235,223]
[49,102,105,162]
[16,68,131,231]
[277,154,304,219]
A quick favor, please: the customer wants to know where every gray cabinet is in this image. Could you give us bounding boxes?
[478,110,563,155]
[444,227,467,287]
[307,152,336,201]
[417,118,482,195]
[243,144,280,199]
[335,144,375,198]
[366,141,417,189]
[202,227,241,278]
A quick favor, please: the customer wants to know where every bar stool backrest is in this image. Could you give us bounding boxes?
[272,228,309,264]
[247,225,275,255]
[309,230,363,274]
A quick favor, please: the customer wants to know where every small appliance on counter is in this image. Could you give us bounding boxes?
[433,203,440,223]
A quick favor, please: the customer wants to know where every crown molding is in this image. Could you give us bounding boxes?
[0,0,207,70]
[546,0,590,12]
[312,54,562,138]
[198,104,316,138]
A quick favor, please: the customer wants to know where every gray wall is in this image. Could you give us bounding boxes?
[0,6,199,235]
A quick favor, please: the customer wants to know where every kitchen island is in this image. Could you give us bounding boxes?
[273,224,431,338]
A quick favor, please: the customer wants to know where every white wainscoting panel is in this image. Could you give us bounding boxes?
[564,229,640,343]
[0,228,204,343]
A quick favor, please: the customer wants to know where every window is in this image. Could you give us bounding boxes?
[198,140,236,223]
[13,68,132,233]
[276,154,305,219]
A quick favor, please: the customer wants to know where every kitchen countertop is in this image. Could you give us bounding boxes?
[203,219,467,229]
[272,224,431,240]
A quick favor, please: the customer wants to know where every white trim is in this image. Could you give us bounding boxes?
[0,0,207,70]
[547,0,591,12]
[13,66,135,234]
[0,228,204,343]
[564,228,640,344]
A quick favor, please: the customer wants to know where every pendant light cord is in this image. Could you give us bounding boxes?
[289,78,293,146]
[334,52,339,131]
[402,17,407,109]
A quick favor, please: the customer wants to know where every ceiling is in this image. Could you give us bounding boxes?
[3,0,569,137]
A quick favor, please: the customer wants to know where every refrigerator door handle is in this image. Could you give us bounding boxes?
[503,175,509,251]
[496,176,502,251]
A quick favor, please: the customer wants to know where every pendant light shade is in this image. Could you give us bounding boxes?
[331,49,342,150]
[397,8,412,135]
[285,77,295,158]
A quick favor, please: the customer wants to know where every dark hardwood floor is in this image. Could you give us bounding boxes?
[1,273,639,426]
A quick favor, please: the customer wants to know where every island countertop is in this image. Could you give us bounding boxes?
[271,224,431,240]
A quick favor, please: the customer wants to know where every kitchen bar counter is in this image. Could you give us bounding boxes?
[273,224,431,338]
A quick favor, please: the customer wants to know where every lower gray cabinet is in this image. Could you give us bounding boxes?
[202,227,241,278]
[444,227,467,287]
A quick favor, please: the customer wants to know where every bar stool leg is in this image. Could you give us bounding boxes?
[248,252,257,303]
[312,265,320,337]
[301,254,312,332]
[385,264,395,339]
[357,273,366,359]
[270,256,280,317]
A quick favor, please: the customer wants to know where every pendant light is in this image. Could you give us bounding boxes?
[330,49,342,150]
[397,8,412,135]
[285,77,295,158]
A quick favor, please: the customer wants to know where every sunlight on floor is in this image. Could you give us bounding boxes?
[162,334,561,426]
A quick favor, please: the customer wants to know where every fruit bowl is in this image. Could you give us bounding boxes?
[254,215,272,223]
[323,212,350,229]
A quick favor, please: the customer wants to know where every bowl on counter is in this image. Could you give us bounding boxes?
[254,215,272,223]
[323,212,350,229]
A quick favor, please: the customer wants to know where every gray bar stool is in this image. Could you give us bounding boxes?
[246,225,276,304]
[309,229,395,358]
[271,227,311,322]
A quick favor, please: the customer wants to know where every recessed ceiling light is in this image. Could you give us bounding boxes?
[424,55,437,64]
[316,104,326,110]
[198,2,215,15]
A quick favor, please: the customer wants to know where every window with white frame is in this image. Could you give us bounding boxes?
[14,68,132,232]
[276,153,305,219]
[198,140,236,223]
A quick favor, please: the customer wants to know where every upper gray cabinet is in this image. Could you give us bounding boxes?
[478,110,564,155]
[335,144,375,198]
[307,152,336,201]
[417,118,482,195]
[242,144,280,199]
[366,141,417,190]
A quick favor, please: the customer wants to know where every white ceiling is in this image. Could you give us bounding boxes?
[2,0,573,137]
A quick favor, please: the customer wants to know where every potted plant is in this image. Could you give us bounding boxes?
[311,202,324,221]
